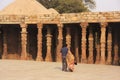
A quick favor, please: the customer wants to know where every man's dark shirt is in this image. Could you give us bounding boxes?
[61,47,68,57]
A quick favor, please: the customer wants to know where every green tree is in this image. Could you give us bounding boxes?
[37,0,95,13]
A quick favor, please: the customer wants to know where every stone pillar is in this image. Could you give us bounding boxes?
[56,23,63,62]
[66,27,71,50]
[20,23,28,60]
[113,31,119,65]
[80,22,88,63]
[113,44,119,65]
[88,27,94,64]
[0,28,2,58]
[2,27,8,59]
[106,27,112,64]
[95,32,101,64]
[45,27,52,61]
[100,22,107,64]
[36,23,43,61]
[75,28,79,63]
[95,44,100,64]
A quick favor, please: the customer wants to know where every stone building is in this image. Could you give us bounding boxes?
[0,0,120,65]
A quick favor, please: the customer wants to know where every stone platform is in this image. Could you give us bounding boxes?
[0,60,120,80]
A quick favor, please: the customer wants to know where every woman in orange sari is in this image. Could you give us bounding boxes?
[66,50,75,72]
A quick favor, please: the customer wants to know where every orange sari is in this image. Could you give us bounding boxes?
[66,50,75,72]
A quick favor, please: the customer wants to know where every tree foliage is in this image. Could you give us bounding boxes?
[37,0,95,13]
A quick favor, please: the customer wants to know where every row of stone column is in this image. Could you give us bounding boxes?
[80,22,119,65]
[80,22,110,64]
[58,22,118,65]
[1,23,43,61]
[0,23,62,61]
[1,22,119,65]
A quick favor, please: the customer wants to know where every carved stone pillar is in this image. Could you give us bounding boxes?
[2,27,8,59]
[45,27,52,61]
[113,44,119,65]
[95,32,101,64]
[113,31,119,65]
[36,23,43,61]
[100,22,107,64]
[56,23,63,62]
[20,23,28,60]
[75,28,79,63]
[66,27,71,50]
[80,22,88,63]
[95,44,100,64]
[88,27,94,64]
[106,27,112,64]
[0,28,2,58]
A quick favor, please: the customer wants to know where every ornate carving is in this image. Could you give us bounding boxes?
[88,27,94,64]
[36,23,43,61]
[56,23,63,62]
[80,22,89,28]
[95,31,101,64]
[80,22,88,63]
[45,28,52,61]
[100,22,107,64]
[20,23,28,60]
[58,23,63,40]
[66,27,71,49]
[106,27,112,64]
[100,22,108,28]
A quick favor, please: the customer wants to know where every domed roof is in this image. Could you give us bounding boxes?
[0,0,50,15]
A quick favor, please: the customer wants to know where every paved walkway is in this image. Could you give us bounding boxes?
[0,60,120,80]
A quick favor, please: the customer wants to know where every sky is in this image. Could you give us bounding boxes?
[93,0,120,12]
[0,0,120,12]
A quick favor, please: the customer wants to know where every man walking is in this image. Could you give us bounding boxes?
[60,44,68,71]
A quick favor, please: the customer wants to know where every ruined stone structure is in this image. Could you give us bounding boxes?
[0,0,120,65]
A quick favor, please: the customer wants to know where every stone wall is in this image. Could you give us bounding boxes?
[0,11,120,24]
[60,11,120,23]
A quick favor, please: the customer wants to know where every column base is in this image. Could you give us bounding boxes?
[100,60,106,64]
[113,61,119,65]
[45,52,52,62]
[45,58,52,62]
[88,61,94,64]
[36,57,43,61]
[2,55,7,59]
[88,57,94,64]
[113,57,119,65]
[106,62,112,65]
[95,60,100,64]
[56,55,62,62]
[56,59,62,62]
[106,59,112,65]
[81,59,87,63]
[21,56,27,60]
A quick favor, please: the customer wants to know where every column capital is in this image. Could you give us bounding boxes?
[57,23,63,28]
[20,23,27,28]
[37,23,43,29]
[80,22,89,28]
[100,22,108,28]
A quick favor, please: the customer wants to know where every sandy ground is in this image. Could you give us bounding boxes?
[0,60,120,80]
